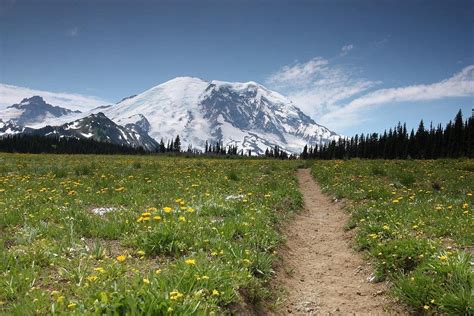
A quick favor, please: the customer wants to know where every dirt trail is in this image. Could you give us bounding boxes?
[272,169,406,315]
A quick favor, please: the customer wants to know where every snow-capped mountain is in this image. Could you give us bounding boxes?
[0,77,339,154]
[101,77,338,154]
[0,96,80,126]
[0,119,32,137]
[27,113,159,151]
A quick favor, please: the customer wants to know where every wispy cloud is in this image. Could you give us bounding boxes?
[319,65,474,129]
[266,57,329,89]
[340,44,354,56]
[266,57,378,118]
[0,83,110,111]
[267,57,474,132]
[66,26,79,37]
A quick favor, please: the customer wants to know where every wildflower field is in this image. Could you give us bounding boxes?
[312,159,473,314]
[0,154,302,314]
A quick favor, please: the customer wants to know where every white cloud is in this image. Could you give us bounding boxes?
[266,57,329,89]
[0,83,110,112]
[319,65,474,130]
[340,44,354,56]
[67,27,79,37]
[267,57,474,133]
[265,57,378,118]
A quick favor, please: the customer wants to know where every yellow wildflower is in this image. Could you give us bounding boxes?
[67,303,77,310]
[185,258,196,265]
[438,255,448,261]
[169,291,183,300]
[116,255,126,262]
[86,275,98,282]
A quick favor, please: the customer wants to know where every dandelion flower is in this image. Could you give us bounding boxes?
[67,303,77,309]
[169,291,184,300]
[86,275,98,282]
[163,207,173,213]
[212,289,220,296]
[116,255,127,262]
[143,278,150,285]
[185,258,196,265]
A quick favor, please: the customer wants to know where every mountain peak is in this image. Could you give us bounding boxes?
[100,77,339,154]
[19,96,46,105]
[2,96,80,127]
[160,76,208,86]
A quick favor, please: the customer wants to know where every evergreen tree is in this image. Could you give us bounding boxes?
[173,135,181,152]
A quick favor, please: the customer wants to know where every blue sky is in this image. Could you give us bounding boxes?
[1,0,473,135]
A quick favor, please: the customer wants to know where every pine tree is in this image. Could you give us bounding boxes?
[159,139,166,153]
[301,145,308,159]
[173,135,181,153]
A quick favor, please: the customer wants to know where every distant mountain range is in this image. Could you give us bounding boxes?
[0,77,339,154]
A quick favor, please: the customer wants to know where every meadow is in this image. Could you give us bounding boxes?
[0,154,302,314]
[1,154,472,315]
[312,159,473,314]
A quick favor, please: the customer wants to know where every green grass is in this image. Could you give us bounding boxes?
[311,159,474,314]
[0,154,302,315]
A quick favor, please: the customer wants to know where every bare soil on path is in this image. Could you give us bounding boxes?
[270,169,407,315]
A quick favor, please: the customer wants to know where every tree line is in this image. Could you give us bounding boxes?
[1,110,471,158]
[156,135,251,156]
[0,134,146,155]
[301,110,473,160]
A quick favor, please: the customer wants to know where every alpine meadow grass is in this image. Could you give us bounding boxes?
[0,154,302,314]
[312,159,473,314]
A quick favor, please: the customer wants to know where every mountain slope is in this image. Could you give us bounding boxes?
[0,96,80,126]
[28,113,159,151]
[0,78,339,154]
[0,119,32,137]
[102,77,338,154]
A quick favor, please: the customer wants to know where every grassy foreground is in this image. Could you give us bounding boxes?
[0,154,302,314]
[312,159,473,314]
